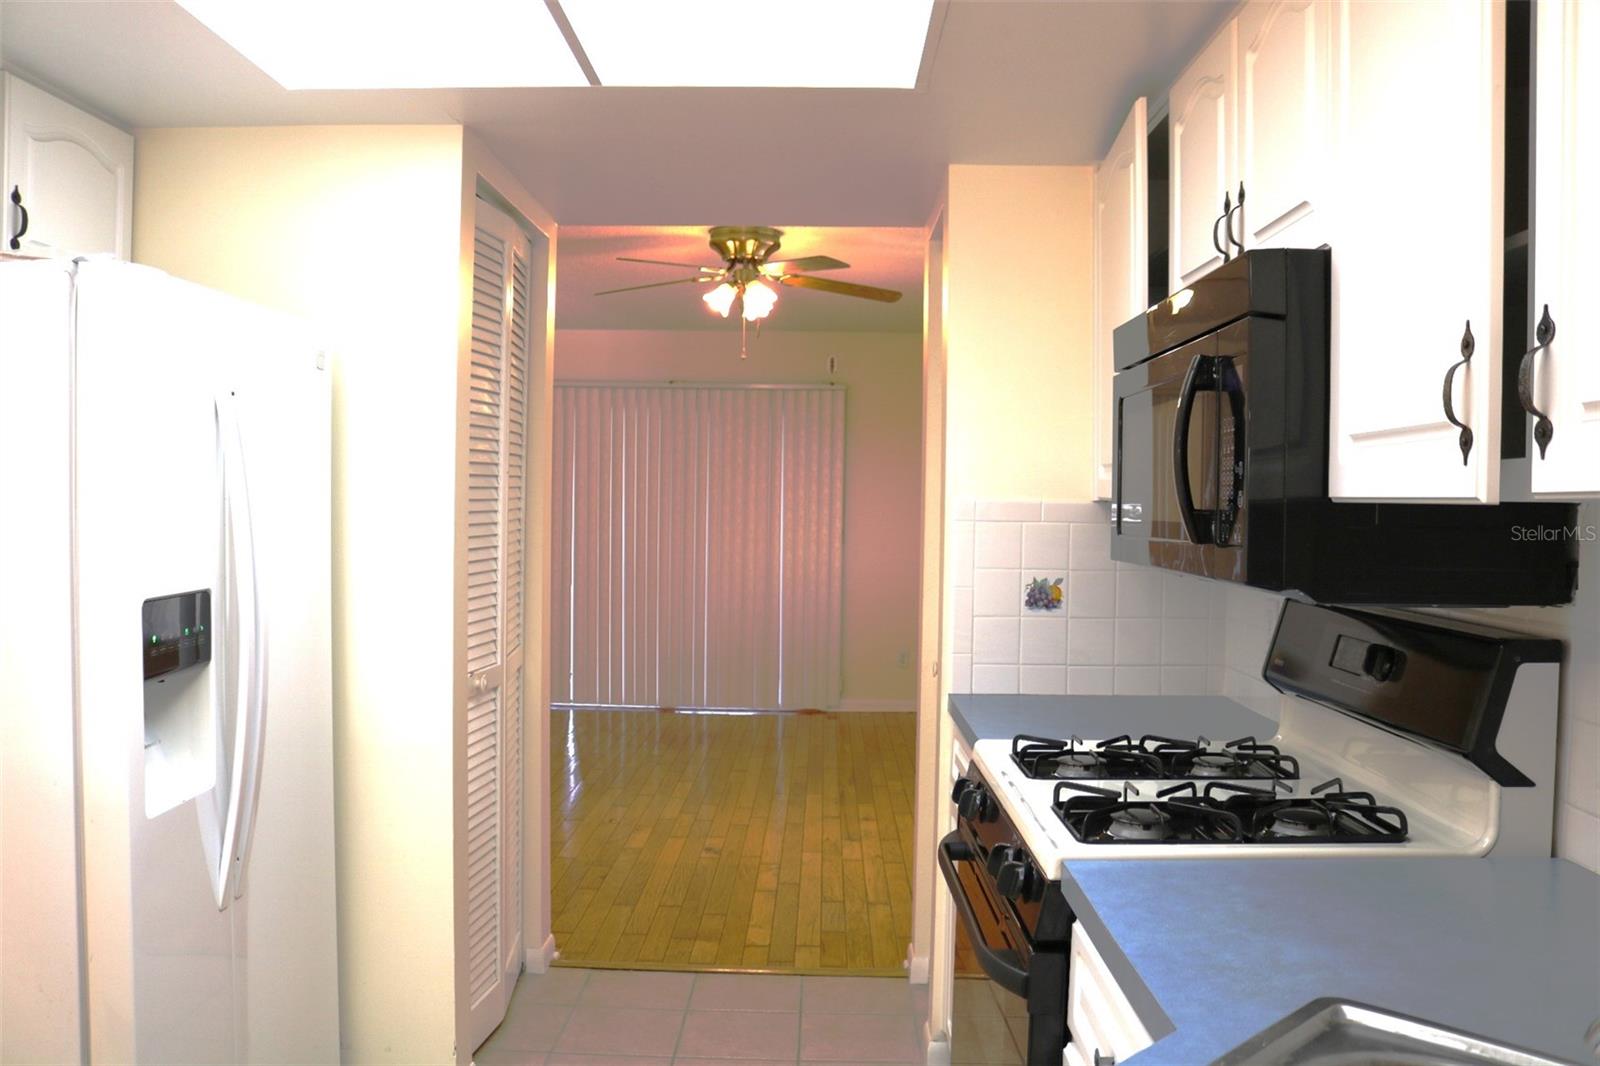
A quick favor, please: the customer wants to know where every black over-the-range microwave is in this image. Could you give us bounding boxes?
[1109,248,1578,606]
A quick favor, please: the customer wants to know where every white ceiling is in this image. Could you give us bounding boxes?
[558,225,925,332]
[0,0,1233,227]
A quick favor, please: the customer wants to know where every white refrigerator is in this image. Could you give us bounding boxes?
[0,258,339,1064]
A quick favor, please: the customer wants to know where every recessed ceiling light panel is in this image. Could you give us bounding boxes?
[559,0,937,88]
[175,0,589,89]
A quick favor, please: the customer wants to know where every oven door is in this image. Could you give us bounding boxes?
[937,830,1031,997]
[1112,331,1247,581]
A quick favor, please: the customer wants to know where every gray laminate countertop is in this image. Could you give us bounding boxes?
[948,693,1276,748]
[1058,856,1600,1065]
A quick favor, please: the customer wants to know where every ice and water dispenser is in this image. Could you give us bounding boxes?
[141,589,217,817]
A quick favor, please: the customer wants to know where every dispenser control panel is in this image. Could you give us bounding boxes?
[142,589,211,680]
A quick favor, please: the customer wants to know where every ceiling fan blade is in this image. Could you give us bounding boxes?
[594,276,715,296]
[764,255,850,272]
[777,274,903,303]
[617,256,721,272]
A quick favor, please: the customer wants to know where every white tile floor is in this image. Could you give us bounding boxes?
[473,969,1027,1066]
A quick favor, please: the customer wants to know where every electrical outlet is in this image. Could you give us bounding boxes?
[897,649,909,669]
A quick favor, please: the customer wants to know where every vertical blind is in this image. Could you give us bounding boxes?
[552,384,845,710]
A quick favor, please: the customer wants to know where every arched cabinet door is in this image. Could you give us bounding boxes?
[1169,23,1235,290]
[1327,0,1504,502]
[2,74,133,260]
[1235,0,1332,251]
[1093,97,1148,500]
[1526,0,1600,496]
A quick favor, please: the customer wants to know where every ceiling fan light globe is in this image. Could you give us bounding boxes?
[702,282,739,318]
[741,279,778,321]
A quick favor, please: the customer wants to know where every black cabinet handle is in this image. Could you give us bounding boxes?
[1215,190,1234,262]
[9,186,28,250]
[1225,182,1245,256]
[1441,320,1475,466]
[1516,304,1557,459]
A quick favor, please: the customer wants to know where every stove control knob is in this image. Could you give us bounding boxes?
[958,784,996,823]
[996,859,1037,902]
[985,844,1017,878]
[951,779,974,805]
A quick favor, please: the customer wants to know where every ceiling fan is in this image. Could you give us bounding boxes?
[595,226,903,356]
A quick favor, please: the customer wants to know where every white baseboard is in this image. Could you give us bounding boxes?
[524,935,557,974]
[906,952,930,984]
[835,698,915,713]
[923,1020,952,1065]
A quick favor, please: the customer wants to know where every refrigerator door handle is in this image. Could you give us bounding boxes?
[214,391,268,909]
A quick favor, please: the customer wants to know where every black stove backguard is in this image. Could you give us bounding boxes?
[1109,248,1580,606]
[1263,600,1562,787]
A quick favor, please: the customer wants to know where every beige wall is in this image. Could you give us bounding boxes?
[134,125,467,1065]
[555,328,921,708]
[945,165,1096,502]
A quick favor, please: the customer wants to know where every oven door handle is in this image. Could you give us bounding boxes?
[1172,354,1213,545]
[937,831,1030,998]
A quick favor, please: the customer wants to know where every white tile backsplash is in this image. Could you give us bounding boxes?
[1019,616,1068,665]
[973,568,1021,617]
[1115,570,1165,618]
[1067,571,1116,618]
[1114,666,1163,695]
[971,664,1019,694]
[1022,523,1072,570]
[973,522,1022,568]
[1114,618,1163,664]
[951,587,973,654]
[1067,666,1116,694]
[1068,521,1113,571]
[951,500,1238,705]
[972,616,1020,665]
[1161,617,1211,665]
[1019,665,1068,695]
[1067,618,1114,665]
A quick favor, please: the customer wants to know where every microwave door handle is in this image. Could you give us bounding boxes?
[1216,359,1247,543]
[1172,355,1211,545]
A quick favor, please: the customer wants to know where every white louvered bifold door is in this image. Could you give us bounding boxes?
[462,199,531,1053]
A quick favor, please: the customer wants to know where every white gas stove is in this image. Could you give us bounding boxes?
[968,602,1562,870]
[938,601,1564,1066]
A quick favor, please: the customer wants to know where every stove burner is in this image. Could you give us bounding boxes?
[1104,807,1172,841]
[1264,805,1333,838]
[1188,752,1242,778]
[1050,752,1104,779]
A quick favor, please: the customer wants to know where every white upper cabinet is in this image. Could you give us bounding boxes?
[1092,98,1148,501]
[1169,24,1235,289]
[1327,0,1504,502]
[1235,0,1332,250]
[2,73,134,260]
[1524,0,1600,495]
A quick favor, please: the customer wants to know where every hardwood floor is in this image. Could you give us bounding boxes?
[550,708,917,975]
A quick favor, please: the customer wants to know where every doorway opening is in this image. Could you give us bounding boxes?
[543,225,924,978]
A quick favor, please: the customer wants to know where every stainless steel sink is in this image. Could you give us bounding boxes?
[1212,998,1578,1065]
